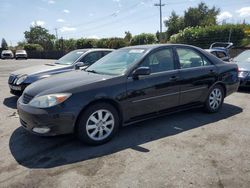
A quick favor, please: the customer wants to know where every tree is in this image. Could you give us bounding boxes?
[164,11,185,39]
[184,2,220,27]
[76,38,97,49]
[131,33,157,45]
[24,26,56,50]
[124,31,132,43]
[23,43,44,51]
[170,24,246,48]
[1,38,8,50]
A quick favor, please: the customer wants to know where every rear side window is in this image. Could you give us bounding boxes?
[140,48,175,73]
[176,48,211,69]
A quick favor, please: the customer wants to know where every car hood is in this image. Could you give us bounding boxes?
[24,70,114,97]
[236,61,250,71]
[11,63,69,76]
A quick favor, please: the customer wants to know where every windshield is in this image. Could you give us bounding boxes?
[55,50,87,65]
[16,50,25,53]
[234,50,250,63]
[86,48,146,75]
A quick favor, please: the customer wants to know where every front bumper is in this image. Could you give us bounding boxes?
[9,83,28,96]
[17,97,76,136]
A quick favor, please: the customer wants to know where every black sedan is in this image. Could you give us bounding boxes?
[17,44,239,145]
[8,48,113,95]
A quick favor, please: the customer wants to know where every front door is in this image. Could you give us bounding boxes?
[125,47,181,120]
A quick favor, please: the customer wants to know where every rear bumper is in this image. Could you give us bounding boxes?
[239,77,250,87]
[226,81,240,96]
[17,97,75,136]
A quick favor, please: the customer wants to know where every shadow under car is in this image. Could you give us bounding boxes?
[9,103,242,169]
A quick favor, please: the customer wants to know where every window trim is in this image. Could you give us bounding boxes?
[174,47,214,70]
[128,47,178,77]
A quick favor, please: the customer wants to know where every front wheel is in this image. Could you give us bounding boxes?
[204,85,224,113]
[76,103,119,145]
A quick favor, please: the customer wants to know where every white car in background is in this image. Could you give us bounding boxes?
[1,50,14,59]
[15,50,28,60]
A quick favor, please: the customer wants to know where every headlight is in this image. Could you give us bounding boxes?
[238,71,249,78]
[16,75,28,85]
[29,93,72,108]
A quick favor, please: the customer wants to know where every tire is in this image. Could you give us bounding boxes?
[204,85,225,113]
[76,103,119,145]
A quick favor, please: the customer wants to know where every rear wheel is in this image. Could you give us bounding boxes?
[204,85,224,113]
[76,103,119,145]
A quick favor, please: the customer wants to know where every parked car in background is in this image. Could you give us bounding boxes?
[15,50,28,59]
[17,44,239,145]
[9,48,113,95]
[205,42,233,62]
[232,50,250,87]
[1,50,14,59]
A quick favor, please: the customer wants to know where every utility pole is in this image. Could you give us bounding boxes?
[154,0,165,41]
[55,28,58,40]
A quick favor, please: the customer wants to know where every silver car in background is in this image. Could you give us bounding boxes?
[15,50,28,59]
[1,50,14,59]
[233,50,250,87]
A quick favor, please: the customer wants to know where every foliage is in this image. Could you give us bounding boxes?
[23,43,44,52]
[1,38,8,50]
[76,38,97,49]
[164,11,185,39]
[24,26,56,50]
[54,38,77,52]
[124,31,132,42]
[184,2,220,27]
[170,24,246,48]
[131,33,157,45]
[164,2,220,40]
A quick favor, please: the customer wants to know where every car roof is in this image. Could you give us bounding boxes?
[74,48,114,52]
[122,44,202,50]
[2,50,12,52]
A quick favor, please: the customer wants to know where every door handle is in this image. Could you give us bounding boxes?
[209,69,216,74]
[169,76,179,82]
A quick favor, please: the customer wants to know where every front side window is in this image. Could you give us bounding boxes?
[139,48,175,73]
[81,52,102,65]
[176,48,211,69]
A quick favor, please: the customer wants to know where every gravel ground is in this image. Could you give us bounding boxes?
[0,59,250,188]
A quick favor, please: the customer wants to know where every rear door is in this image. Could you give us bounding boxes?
[125,47,181,119]
[175,47,218,105]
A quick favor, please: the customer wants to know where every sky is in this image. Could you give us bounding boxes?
[0,0,250,46]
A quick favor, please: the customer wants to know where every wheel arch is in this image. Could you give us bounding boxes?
[74,98,123,132]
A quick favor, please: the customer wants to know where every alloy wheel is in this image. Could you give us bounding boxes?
[86,109,115,141]
[209,88,222,110]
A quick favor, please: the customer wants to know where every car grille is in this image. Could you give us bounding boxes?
[8,75,16,84]
[22,93,34,104]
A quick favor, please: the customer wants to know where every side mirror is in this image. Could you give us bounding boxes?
[75,62,85,70]
[132,67,151,79]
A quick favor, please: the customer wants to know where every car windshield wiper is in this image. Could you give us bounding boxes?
[85,69,99,74]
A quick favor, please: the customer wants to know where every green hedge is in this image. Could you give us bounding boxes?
[170,25,246,48]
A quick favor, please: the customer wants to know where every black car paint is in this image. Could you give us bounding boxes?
[17,44,239,136]
[9,49,113,95]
